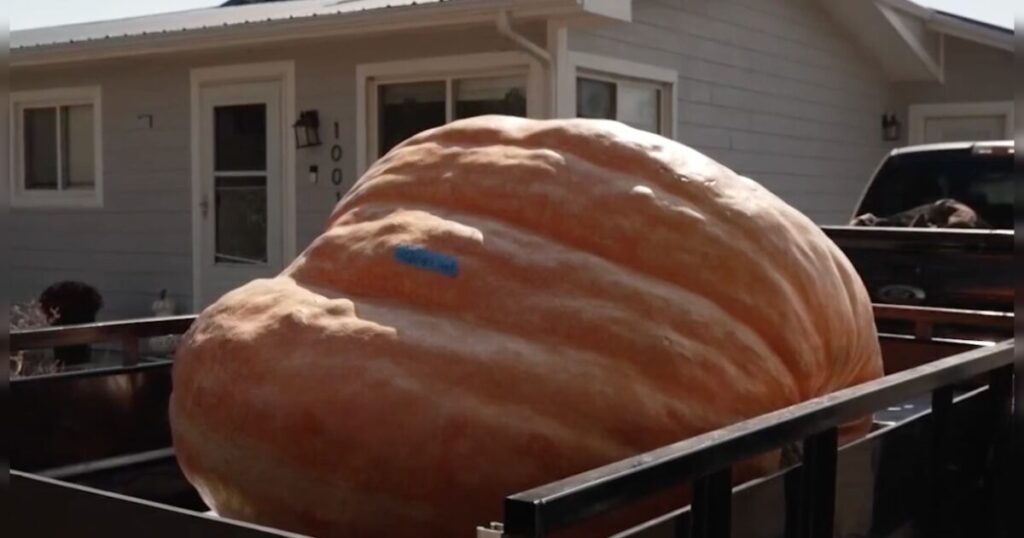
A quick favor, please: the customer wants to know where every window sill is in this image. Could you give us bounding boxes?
[11,192,104,210]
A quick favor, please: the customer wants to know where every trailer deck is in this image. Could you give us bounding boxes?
[9,305,1021,538]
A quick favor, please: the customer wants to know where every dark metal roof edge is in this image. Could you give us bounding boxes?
[933,9,1013,35]
[12,0,459,51]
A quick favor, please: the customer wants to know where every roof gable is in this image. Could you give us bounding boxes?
[816,0,1012,83]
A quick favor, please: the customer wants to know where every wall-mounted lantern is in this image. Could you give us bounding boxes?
[882,113,901,142]
[293,110,322,149]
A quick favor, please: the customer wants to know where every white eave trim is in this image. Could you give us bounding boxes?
[926,14,1013,52]
[877,0,1012,52]
[13,0,631,67]
[579,0,632,22]
[876,2,943,82]
[875,0,933,19]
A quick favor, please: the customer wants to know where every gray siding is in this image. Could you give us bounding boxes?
[10,25,543,318]
[895,36,1013,105]
[12,58,193,319]
[10,2,1009,321]
[569,0,901,224]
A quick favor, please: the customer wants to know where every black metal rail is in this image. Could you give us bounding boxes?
[498,340,1017,538]
[12,304,1002,353]
[872,304,1013,331]
[9,307,1018,537]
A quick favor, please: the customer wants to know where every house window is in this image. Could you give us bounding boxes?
[376,74,527,157]
[576,73,666,135]
[568,53,677,139]
[12,87,102,208]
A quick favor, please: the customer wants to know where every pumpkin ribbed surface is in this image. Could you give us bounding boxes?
[169,115,882,537]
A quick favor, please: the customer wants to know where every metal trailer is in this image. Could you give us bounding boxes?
[9,306,1020,538]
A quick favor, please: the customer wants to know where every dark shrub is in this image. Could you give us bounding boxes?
[38,281,104,366]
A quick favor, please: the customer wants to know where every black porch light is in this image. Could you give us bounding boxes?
[882,113,901,142]
[293,110,322,149]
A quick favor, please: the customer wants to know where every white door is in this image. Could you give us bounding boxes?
[197,81,283,307]
[922,115,1007,143]
[909,102,1014,144]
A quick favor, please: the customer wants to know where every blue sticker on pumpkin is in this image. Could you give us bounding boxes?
[393,245,459,278]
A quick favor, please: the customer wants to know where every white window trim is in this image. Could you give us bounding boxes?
[567,52,678,140]
[189,60,297,310]
[908,101,1014,145]
[355,51,545,176]
[10,86,104,209]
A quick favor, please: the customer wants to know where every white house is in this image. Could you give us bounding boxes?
[9,0,1014,318]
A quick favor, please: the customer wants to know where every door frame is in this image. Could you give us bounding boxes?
[189,61,296,311]
[907,100,1013,144]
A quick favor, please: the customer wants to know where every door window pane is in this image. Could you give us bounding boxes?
[215,176,268,265]
[378,81,446,157]
[924,115,1006,143]
[24,108,58,190]
[62,104,95,189]
[215,104,267,171]
[576,78,616,120]
[454,76,527,119]
[619,84,660,134]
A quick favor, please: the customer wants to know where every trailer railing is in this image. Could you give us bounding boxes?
[11,305,1007,360]
[487,340,1018,538]
[871,304,1013,340]
[8,308,1019,537]
[12,314,196,366]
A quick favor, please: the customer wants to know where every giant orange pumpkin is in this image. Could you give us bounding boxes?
[170,115,882,537]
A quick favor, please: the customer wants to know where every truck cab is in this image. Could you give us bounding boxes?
[822,140,1014,314]
[850,140,1014,229]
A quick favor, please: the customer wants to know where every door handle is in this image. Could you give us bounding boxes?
[200,196,210,218]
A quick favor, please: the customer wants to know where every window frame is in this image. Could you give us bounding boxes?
[10,86,104,208]
[568,52,677,139]
[356,52,544,176]
[372,70,529,158]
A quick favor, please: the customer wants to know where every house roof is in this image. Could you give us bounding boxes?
[816,0,1012,83]
[11,0,1010,70]
[927,9,1014,50]
[933,10,1012,34]
[875,0,1012,49]
[14,0,450,50]
[11,0,629,66]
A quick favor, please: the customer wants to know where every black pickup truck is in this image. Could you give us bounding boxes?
[822,140,1014,314]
